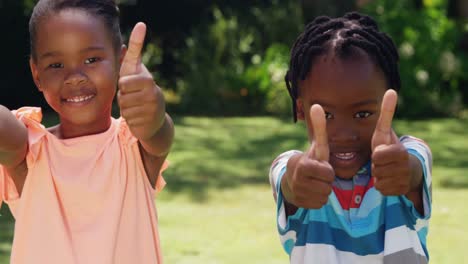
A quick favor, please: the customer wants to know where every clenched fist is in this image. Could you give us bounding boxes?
[118,22,165,140]
[281,104,335,209]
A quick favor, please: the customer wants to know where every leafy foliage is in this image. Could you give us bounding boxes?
[163,0,467,117]
[3,0,467,117]
[362,0,466,117]
[168,1,303,115]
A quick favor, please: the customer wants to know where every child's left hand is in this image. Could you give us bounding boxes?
[118,22,166,140]
[371,90,411,196]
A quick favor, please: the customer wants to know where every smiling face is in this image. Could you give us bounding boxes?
[30,9,122,138]
[296,52,388,179]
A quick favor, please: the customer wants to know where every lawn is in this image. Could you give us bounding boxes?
[0,115,467,263]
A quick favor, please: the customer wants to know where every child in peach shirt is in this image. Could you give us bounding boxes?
[0,0,174,263]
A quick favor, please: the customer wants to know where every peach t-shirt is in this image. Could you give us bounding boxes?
[0,107,167,264]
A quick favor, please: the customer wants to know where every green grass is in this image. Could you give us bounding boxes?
[0,115,467,263]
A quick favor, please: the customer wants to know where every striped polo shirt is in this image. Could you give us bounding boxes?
[269,136,432,264]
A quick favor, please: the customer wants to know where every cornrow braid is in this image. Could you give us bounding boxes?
[285,12,400,122]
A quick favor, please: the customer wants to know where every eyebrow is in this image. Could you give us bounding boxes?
[311,99,379,108]
[39,46,106,60]
[350,99,379,107]
[39,51,61,60]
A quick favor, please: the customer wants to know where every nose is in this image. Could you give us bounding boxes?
[64,68,87,86]
[329,120,359,143]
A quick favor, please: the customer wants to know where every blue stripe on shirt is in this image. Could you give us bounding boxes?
[284,202,417,254]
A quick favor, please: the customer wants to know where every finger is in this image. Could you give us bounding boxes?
[371,143,407,166]
[118,91,148,109]
[292,179,331,197]
[372,89,398,150]
[309,104,329,161]
[374,177,408,196]
[121,107,152,126]
[118,73,154,95]
[374,179,392,195]
[121,105,146,119]
[125,117,148,127]
[297,160,334,183]
[120,22,147,76]
[372,162,400,180]
[306,179,333,196]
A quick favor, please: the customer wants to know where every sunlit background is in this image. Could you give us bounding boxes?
[0,0,467,263]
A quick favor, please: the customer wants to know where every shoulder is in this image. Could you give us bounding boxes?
[269,150,302,196]
[10,107,47,152]
[400,135,431,152]
[115,117,138,145]
[400,135,432,168]
[12,107,47,140]
[12,107,43,124]
[270,150,302,179]
[271,150,302,168]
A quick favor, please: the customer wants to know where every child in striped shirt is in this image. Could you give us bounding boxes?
[269,12,432,264]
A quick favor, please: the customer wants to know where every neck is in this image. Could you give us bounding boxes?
[56,117,112,139]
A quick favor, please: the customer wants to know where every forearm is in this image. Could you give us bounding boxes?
[406,153,424,214]
[0,106,26,150]
[139,113,174,157]
[280,154,301,216]
[0,105,28,166]
[408,154,423,191]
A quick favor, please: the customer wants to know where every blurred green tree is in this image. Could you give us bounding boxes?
[1,0,466,117]
[363,0,465,117]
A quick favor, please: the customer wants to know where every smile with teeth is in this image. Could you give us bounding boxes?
[65,95,94,103]
[333,152,356,160]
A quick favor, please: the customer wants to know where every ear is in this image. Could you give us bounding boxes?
[119,44,127,65]
[29,58,42,92]
[296,99,305,120]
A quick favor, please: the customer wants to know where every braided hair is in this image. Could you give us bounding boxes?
[285,12,400,122]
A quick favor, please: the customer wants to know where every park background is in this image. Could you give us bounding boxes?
[0,0,467,263]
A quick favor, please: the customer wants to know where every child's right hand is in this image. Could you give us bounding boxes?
[118,23,166,141]
[281,104,335,209]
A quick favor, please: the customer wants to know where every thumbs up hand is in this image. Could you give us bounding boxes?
[281,104,335,209]
[371,89,411,196]
[118,23,165,140]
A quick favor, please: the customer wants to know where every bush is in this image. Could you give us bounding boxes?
[140,0,466,118]
[171,1,303,115]
[244,44,290,116]
[362,0,466,117]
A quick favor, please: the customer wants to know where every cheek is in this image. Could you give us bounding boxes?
[359,120,377,145]
[89,64,118,88]
[40,71,63,89]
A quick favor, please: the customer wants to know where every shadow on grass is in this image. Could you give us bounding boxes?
[163,116,308,202]
[439,178,468,189]
[166,116,468,200]
[40,112,468,200]
[395,118,468,189]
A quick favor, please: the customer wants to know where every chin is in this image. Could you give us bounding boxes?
[334,168,360,180]
[336,174,355,180]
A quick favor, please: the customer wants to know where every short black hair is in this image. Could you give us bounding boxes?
[29,0,122,60]
[285,12,400,122]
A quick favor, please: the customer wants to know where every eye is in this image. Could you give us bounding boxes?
[48,63,63,69]
[85,57,101,64]
[325,111,334,120]
[354,111,372,118]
